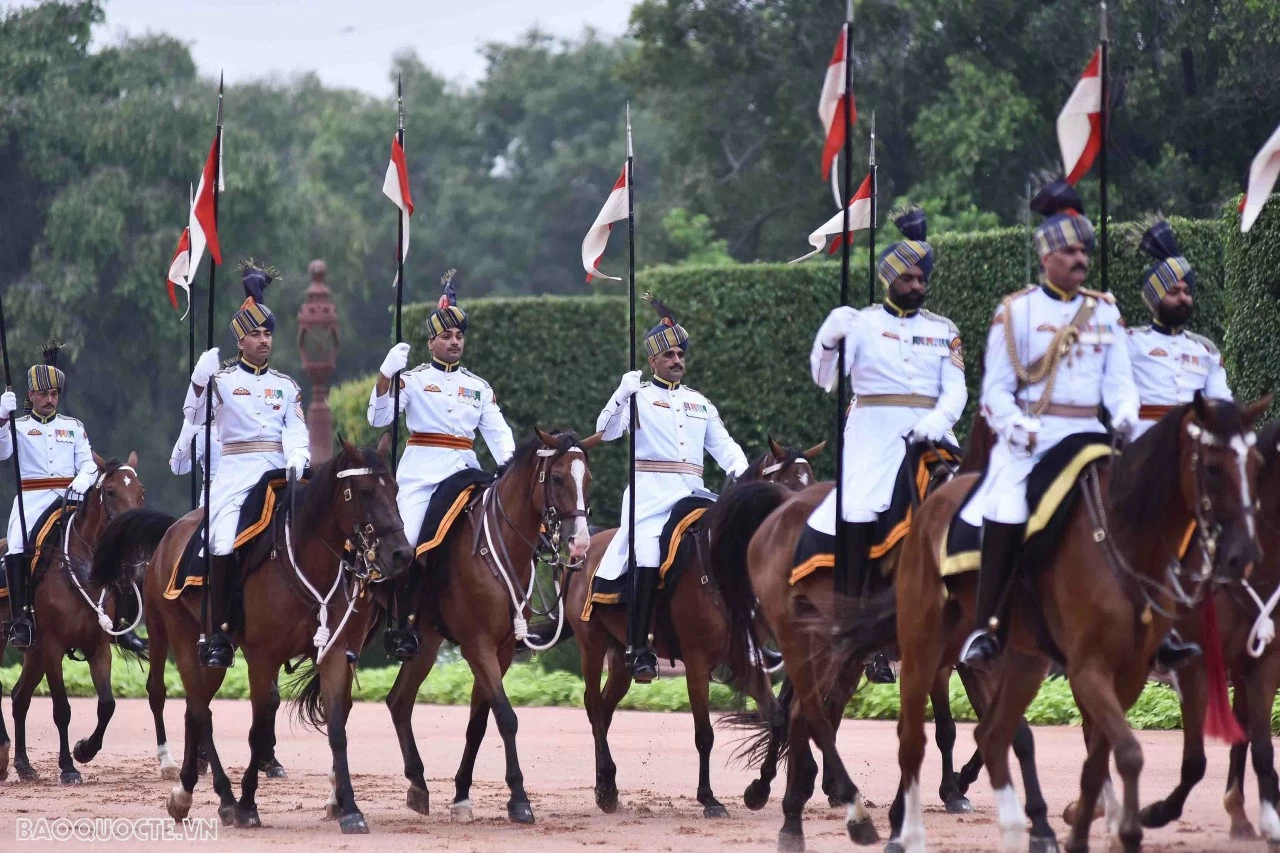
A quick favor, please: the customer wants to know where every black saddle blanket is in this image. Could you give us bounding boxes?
[415,468,496,558]
[585,495,713,611]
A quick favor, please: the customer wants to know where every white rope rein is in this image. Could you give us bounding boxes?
[60,467,144,637]
[283,508,358,664]
[1242,578,1280,658]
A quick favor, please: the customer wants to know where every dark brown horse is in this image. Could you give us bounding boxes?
[829,394,1268,853]
[1140,418,1280,844]
[0,454,144,785]
[385,429,600,824]
[564,438,822,819]
[135,439,412,833]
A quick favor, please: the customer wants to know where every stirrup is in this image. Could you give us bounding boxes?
[199,633,235,669]
[1153,637,1202,674]
[114,630,148,654]
[864,653,896,685]
[384,628,420,662]
[5,617,34,650]
[627,647,658,683]
[959,629,1000,670]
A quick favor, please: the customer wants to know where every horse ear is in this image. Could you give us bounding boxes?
[127,450,138,468]
[1244,393,1274,428]
[767,436,786,460]
[339,434,359,461]
[92,450,107,471]
[1192,389,1207,422]
[802,440,828,460]
[580,430,604,451]
[535,427,557,448]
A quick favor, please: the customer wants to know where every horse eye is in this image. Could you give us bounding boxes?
[552,474,565,484]
[359,486,374,499]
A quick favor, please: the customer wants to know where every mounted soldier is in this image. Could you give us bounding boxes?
[184,260,309,668]
[595,293,749,682]
[1125,216,1232,440]
[368,272,515,660]
[798,207,967,683]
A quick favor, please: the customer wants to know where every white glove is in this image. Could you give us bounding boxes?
[908,412,949,443]
[817,306,860,349]
[614,370,643,399]
[1009,417,1041,454]
[191,347,221,386]
[287,453,308,481]
[379,342,411,379]
[1111,409,1138,440]
[0,390,17,419]
[70,466,97,496]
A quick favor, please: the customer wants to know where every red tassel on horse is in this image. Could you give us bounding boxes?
[1201,592,1246,744]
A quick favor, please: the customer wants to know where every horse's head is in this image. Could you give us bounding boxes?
[87,451,145,526]
[758,437,824,491]
[1180,391,1271,581]
[331,438,414,580]
[532,428,603,563]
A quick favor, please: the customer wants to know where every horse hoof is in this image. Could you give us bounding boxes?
[508,801,535,824]
[218,805,235,827]
[264,761,287,780]
[72,740,96,764]
[703,801,729,819]
[16,763,39,783]
[829,794,842,808]
[339,812,369,835]
[849,817,880,846]
[1063,800,1080,825]
[884,842,905,853]
[406,785,430,816]
[777,829,805,853]
[167,786,193,821]
[1231,824,1258,840]
[1028,835,1062,853]
[234,805,261,828]
[450,800,474,823]
[595,786,618,814]
[60,769,83,785]
[743,781,770,811]
[945,796,973,815]
[0,742,8,781]
[325,802,341,820]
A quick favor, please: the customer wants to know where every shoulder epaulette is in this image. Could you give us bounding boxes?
[1080,288,1117,305]
[919,308,960,334]
[459,367,490,387]
[1184,331,1221,355]
[858,304,881,314]
[268,368,300,386]
[215,364,237,375]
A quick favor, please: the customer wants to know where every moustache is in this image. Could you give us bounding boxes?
[1071,264,1088,272]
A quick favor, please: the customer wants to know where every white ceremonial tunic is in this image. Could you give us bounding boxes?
[1126,325,1232,440]
[807,304,967,534]
[0,412,95,549]
[185,362,309,555]
[595,379,748,578]
[961,285,1138,526]
[367,361,515,544]
[169,419,221,506]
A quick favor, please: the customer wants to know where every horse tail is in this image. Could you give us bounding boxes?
[722,675,793,768]
[704,480,790,692]
[284,661,327,732]
[90,508,178,588]
[823,585,899,680]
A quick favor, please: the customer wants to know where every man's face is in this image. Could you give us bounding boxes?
[648,347,686,384]
[888,266,927,311]
[1042,244,1091,291]
[238,327,273,365]
[1156,280,1195,328]
[429,328,465,363]
[29,387,58,418]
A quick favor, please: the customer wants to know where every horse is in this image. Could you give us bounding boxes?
[384,429,600,825]
[826,393,1268,853]
[563,437,822,819]
[1139,418,1280,844]
[134,439,413,833]
[0,453,144,785]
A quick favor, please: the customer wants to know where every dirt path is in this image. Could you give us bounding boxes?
[0,697,1270,851]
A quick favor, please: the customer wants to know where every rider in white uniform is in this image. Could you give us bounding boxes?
[595,294,748,681]
[368,273,514,659]
[184,261,309,668]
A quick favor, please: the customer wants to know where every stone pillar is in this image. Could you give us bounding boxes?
[296,259,340,463]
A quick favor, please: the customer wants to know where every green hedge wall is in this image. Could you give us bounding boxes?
[1223,196,1280,416]
[331,214,1246,528]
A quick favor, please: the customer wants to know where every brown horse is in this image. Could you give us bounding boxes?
[384,429,600,824]
[563,438,822,819]
[0,454,143,785]
[1140,418,1280,844]
[135,439,413,833]
[828,394,1268,853]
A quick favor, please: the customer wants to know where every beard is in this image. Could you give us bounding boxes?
[1157,301,1194,329]
[892,289,925,311]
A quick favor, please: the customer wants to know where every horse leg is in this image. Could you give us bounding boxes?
[11,651,45,781]
[685,651,727,818]
[1140,660,1208,829]
[930,666,971,814]
[777,704,818,852]
[166,642,221,823]
[471,643,534,824]
[1246,654,1280,844]
[449,686,491,824]
[743,675,790,811]
[147,613,180,781]
[820,668,859,807]
[257,678,287,779]
[319,650,367,834]
[233,657,276,829]
[386,630,443,815]
[1069,664,1144,853]
[975,655,1049,853]
[43,652,82,785]
[1225,682,1255,839]
[584,633,629,813]
[954,664,988,794]
[71,642,116,765]
[884,633,942,853]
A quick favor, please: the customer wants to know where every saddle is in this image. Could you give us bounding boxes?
[0,500,77,600]
[581,495,712,621]
[415,468,496,559]
[790,441,960,585]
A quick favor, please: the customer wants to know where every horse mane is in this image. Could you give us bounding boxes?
[1258,420,1280,469]
[294,445,386,534]
[496,431,583,477]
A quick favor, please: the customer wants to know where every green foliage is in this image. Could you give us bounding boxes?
[1222,196,1280,414]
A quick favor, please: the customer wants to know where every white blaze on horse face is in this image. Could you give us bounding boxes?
[1232,435,1258,542]
[568,458,590,559]
[994,785,1023,853]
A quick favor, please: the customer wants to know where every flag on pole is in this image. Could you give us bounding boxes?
[382,135,414,285]
[166,226,193,312]
[582,165,629,281]
[1058,47,1103,185]
[819,22,855,182]
[1241,121,1280,233]
[192,134,223,265]
[790,173,873,263]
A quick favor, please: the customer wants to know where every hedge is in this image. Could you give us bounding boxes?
[331,214,1246,528]
[1223,196,1280,417]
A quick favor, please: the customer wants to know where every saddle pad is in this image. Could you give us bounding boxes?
[790,442,959,585]
[940,433,1113,578]
[415,468,495,558]
[582,496,712,621]
[0,502,76,599]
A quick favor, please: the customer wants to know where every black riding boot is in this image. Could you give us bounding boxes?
[199,553,237,669]
[383,574,420,662]
[835,521,876,599]
[113,630,148,655]
[626,566,660,683]
[4,553,34,649]
[1153,629,1202,673]
[960,521,1025,671]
